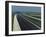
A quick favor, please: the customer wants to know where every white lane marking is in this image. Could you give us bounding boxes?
[19,15,40,29]
[13,14,21,31]
[22,14,41,25]
[23,14,41,21]
[28,18,40,26]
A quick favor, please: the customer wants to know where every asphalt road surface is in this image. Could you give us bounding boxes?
[16,14,41,31]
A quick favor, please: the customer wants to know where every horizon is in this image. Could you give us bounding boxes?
[12,6,41,13]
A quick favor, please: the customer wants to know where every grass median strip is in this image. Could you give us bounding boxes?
[22,13,41,21]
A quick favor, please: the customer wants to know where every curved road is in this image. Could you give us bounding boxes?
[16,14,40,30]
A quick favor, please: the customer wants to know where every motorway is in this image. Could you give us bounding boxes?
[16,14,41,31]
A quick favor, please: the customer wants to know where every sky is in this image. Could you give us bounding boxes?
[12,6,41,13]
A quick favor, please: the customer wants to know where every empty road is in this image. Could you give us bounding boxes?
[16,14,41,31]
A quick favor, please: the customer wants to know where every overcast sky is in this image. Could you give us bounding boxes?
[12,6,41,13]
